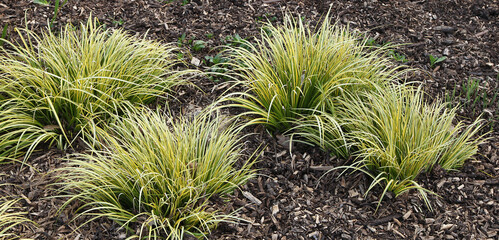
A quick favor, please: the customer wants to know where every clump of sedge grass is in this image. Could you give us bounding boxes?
[0,17,188,163]
[336,84,484,209]
[0,198,33,238]
[225,13,401,133]
[59,110,256,239]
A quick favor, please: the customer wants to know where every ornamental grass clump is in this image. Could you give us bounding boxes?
[60,110,255,239]
[226,13,401,132]
[337,84,484,209]
[0,18,188,163]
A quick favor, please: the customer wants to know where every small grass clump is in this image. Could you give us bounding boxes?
[0,18,188,163]
[60,110,255,239]
[0,198,32,238]
[336,85,484,209]
[226,13,401,132]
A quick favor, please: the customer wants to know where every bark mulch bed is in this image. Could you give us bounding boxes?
[1,0,498,239]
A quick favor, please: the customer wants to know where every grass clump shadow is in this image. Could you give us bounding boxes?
[0,17,190,163]
[58,109,256,239]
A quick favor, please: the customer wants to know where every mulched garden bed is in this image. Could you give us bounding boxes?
[1,0,497,239]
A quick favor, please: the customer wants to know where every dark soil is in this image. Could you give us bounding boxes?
[1,0,498,239]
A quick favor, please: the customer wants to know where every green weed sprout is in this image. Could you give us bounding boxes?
[0,17,189,163]
[0,23,7,48]
[59,110,256,239]
[429,54,447,68]
[32,0,68,28]
[225,13,401,133]
[192,40,206,52]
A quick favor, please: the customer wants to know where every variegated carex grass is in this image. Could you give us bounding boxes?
[59,110,256,239]
[0,17,189,163]
[335,84,485,210]
[0,198,33,239]
[225,13,402,133]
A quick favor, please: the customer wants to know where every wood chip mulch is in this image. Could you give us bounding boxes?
[1,0,497,239]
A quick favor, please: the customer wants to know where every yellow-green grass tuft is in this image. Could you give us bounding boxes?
[337,84,485,210]
[0,18,189,163]
[59,110,256,239]
[225,13,402,133]
[0,198,33,239]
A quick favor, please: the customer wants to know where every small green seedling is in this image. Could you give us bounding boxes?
[464,77,480,102]
[33,0,68,29]
[364,38,392,49]
[445,84,458,109]
[204,54,228,66]
[206,33,214,39]
[429,54,447,68]
[365,38,378,47]
[112,19,124,26]
[225,34,251,50]
[177,52,184,60]
[256,13,277,22]
[225,34,244,44]
[192,40,206,52]
[445,77,498,119]
[204,54,230,82]
[388,50,408,63]
[0,24,8,48]
[51,0,68,27]
[364,39,406,63]
[177,33,186,47]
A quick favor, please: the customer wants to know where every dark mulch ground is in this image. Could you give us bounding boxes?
[1,0,498,239]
